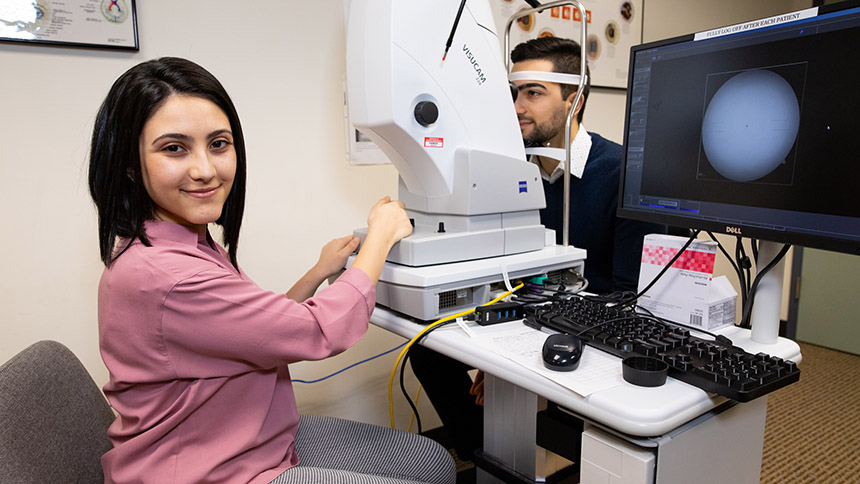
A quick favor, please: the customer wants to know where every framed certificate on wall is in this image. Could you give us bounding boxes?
[0,0,138,51]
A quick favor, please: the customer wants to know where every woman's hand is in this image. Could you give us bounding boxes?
[286,235,359,302]
[366,196,413,248]
[314,235,361,280]
[287,196,411,299]
[351,196,413,284]
[470,370,485,406]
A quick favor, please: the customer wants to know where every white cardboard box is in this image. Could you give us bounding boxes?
[580,425,655,484]
[637,234,737,331]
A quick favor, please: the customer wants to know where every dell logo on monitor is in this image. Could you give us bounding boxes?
[726,226,743,235]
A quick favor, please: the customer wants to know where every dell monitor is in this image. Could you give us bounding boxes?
[617,3,860,343]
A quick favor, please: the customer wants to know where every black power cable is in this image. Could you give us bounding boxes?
[707,232,747,317]
[397,318,461,435]
[739,244,791,329]
[736,235,752,297]
[619,230,701,309]
[399,347,422,434]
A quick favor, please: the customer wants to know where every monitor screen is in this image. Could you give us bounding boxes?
[617,3,860,256]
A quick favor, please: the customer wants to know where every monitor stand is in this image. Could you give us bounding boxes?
[750,240,788,345]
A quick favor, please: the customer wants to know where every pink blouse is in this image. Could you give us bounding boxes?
[98,221,374,484]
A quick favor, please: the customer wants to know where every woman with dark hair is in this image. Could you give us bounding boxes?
[89,56,250,270]
[88,57,454,484]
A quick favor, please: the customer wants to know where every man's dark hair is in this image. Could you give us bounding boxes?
[88,57,247,269]
[511,37,591,123]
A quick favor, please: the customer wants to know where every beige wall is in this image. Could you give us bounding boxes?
[0,0,419,428]
[0,0,810,428]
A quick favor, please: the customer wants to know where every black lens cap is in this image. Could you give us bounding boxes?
[622,356,669,387]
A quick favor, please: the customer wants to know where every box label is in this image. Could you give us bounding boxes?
[637,234,734,331]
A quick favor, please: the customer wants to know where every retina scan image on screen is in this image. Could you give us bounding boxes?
[701,68,801,183]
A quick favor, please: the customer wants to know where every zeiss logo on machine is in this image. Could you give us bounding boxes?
[518,181,528,193]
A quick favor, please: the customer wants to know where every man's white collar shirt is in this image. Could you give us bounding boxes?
[532,125,592,183]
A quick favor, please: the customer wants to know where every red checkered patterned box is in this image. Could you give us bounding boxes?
[637,234,737,331]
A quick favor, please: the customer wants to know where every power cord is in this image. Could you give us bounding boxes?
[406,385,423,433]
[736,235,752,298]
[399,346,425,434]
[739,243,791,329]
[707,232,747,314]
[705,233,790,330]
[618,230,701,309]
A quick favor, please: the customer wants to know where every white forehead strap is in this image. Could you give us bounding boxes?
[508,71,583,86]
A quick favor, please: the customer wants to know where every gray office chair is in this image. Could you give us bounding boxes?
[0,341,455,484]
[0,340,114,484]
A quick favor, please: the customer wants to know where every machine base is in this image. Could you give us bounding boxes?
[349,244,586,321]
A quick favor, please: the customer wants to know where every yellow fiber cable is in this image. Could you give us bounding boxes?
[388,282,523,429]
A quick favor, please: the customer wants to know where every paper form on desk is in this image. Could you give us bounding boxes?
[470,323,622,397]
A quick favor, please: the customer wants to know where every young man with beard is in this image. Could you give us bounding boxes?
[511,36,666,295]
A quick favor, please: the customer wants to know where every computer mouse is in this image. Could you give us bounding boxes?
[542,333,583,371]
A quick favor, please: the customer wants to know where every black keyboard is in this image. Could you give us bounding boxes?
[524,297,800,402]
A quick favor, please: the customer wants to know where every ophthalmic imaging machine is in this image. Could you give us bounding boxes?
[345,0,589,321]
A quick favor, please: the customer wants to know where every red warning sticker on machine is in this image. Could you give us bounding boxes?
[424,137,444,148]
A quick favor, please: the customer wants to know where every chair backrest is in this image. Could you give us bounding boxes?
[0,340,114,484]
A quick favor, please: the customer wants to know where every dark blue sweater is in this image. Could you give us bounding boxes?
[540,132,666,294]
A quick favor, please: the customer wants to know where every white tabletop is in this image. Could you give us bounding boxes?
[371,306,802,437]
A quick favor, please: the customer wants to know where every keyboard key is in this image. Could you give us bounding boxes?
[693,367,718,382]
